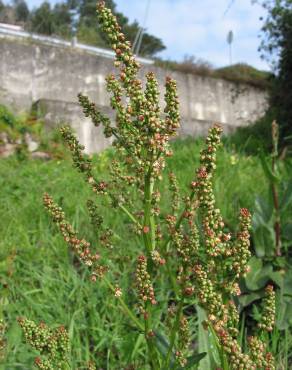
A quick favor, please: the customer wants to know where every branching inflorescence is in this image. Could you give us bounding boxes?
[18,2,276,369]
[17,317,70,370]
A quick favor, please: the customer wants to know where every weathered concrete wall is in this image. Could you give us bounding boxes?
[0,36,268,153]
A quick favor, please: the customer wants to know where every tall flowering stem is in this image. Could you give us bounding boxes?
[18,2,276,369]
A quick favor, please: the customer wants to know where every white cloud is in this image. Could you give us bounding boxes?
[115,0,269,70]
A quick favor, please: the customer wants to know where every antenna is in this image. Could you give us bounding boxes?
[223,0,236,18]
[132,0,151,57]
[227,30,233,65]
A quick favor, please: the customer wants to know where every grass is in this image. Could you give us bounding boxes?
[154,59,272,90]
[0,136,290,369]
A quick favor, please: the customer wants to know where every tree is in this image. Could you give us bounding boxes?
[75,0,165,56]
[29,1,72,37]
[51,2,73,38]
[29,2,56,35]
[13,0,29,23]
[259,0,292,142]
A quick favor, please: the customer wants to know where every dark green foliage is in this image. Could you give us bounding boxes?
[4,0,165,57]
[29,1,72,37]
[75,0,165,56]
[215,63,272,89]
[259,0,292,144]
[13,0,29,22]
[223,112,276,155]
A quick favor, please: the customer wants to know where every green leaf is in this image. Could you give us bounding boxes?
[252,224,275,257]
[280,180,292,211]
[238,291,264,308]
[197,306,217,370]
[245,257,274,290]
[269,271,284,288]
[283,269,292,296]
[252,196,275,257]
[253,196,273,225]
[282,223,292,241]
[275,290,292,330]
[259,150,280,184]
[177,352,207,369]
[154,330,175,366]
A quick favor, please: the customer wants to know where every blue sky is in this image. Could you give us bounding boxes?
[22,0,269,70]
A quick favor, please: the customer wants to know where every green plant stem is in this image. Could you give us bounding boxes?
[118,203,141,227]
[103,276,144,332]
[142,165,159,369]
[271,157,281,256]
[143,168,155,253]
[209,324,229,370]
[160,191,197,299]
[271,120,281,256]
[144,301,159,370]
[161,190,196,253]
[164,296,184,369]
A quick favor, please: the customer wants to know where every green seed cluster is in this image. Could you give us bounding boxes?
[78,93,114,138]
[248,336,275,370]
[193,264,223,313]
[97,1,140,88]
[87,200,113,249]
[231,208,252,277]
[0,319,6,361]
[17,318,69,370]
[87,200,104,229]
[78,1,181,183]
[258,285,276,332]
[175,315,190,367]
[135,255,156,314]
[60,126,108,194]
[168,172,180,214]
[87,361,97,370]
[184,126,273,369]
[43,193,106,280]
[150,250,165,266]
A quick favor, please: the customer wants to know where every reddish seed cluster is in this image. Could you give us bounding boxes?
[135,255,156,314]
[43,193,106,280]
[213,323,254,370]
[150,250,166,266]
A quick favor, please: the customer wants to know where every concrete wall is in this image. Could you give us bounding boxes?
[0,36,268,153]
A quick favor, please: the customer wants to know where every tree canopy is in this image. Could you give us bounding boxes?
[259,0,292,142]
[0,0,165,57]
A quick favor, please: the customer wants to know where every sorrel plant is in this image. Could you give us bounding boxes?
[18,2,276,369]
